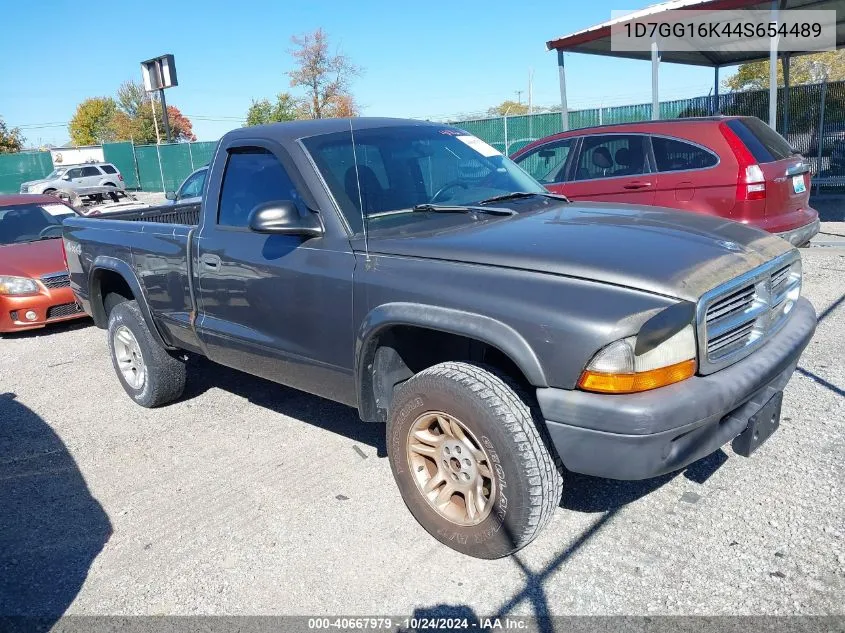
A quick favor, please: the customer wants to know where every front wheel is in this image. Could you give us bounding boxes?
[387,362,563,559]
[107,300,186,407]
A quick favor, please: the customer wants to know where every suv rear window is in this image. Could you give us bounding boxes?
[726,117,795,163]
[100,164,117,174]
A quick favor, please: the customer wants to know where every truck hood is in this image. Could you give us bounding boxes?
[363,202,794,301]
[0,239,66,278]
[20,179,50,187]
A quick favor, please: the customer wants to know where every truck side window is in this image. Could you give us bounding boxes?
[218,148,301,227]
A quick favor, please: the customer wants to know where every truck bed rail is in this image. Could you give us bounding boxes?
[93,202,201,226]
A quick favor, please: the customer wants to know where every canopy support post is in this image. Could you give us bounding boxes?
[782,53,791,134]
[557,49,569,131]
[651,38,660,120]
[768,0,780,129]
[714,66,720,114]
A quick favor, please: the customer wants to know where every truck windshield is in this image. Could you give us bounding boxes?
[0,204,67,245]
[46,169,66,179]
[301,125,544,235]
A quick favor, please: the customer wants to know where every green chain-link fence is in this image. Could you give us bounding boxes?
[0,151,54,195]
[0,140,219,195]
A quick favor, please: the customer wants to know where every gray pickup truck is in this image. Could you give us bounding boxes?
[63,118,817,559]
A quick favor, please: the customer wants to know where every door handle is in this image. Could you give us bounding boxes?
[200,254,221,270]
[623,181,652,189]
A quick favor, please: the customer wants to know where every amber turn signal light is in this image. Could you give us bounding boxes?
[577,358,696,394]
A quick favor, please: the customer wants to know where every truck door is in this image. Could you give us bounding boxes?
[194,141,357,405]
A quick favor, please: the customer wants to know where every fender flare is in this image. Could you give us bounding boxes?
[88,256,172,350]
[355,302,547,420]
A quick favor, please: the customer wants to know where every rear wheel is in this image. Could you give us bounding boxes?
[387,362,563,559]
[107,300,185,407]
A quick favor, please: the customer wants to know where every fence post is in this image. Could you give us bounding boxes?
[130,140,141,192]
[188,142,195,171]
[503,115,509,155]
[156,144,166,192]
[816,79,827,194]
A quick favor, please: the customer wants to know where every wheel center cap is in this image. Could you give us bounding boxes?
[441,440,476,483]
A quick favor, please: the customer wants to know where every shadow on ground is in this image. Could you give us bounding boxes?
[0,393,111,629]
[180,356,387,456]
[0,319,92,341]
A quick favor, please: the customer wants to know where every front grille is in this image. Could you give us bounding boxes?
[697,254,801,374]
[47,302,83,319]
[41,272,70,288]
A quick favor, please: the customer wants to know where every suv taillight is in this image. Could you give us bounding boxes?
[719,121,766,202]
[118,173,124,181]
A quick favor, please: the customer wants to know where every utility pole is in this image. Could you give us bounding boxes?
[528,68,534,115]
[515,90,524,105]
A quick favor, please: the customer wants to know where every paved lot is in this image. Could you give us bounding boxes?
[1,231,843,620]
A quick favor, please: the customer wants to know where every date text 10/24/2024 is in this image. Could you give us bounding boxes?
[307,617,528,630]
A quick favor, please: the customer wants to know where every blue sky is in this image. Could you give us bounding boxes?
[0,0,730,146]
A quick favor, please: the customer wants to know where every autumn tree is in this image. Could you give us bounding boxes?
[108,80,195,143]
[287,28,361,119]
[725,50,845,91]
[0,116,24,153]
[487,100,529,117]
[68,97,117,145]
[245,92,301,126]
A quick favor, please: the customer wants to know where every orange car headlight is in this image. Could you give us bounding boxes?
[578,324,697,394]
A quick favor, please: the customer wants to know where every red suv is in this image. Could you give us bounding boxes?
[511,116,819,246]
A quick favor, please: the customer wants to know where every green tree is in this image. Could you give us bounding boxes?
[487,100,529,116]
[68,97,117,145]
[0,116,24,153]
[245,92,301,126]
[287,28,361,119]
[725,50,845,91]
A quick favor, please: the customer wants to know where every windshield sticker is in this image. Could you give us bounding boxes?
[456,135,501,158]
[40,204,72,216]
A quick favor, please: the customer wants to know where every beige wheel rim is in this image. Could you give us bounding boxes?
[406,411,496,526]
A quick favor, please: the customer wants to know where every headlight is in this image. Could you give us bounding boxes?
[0,276,39,296]
[578,324,697,394]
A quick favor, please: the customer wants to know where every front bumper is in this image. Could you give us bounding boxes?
[0,287,87,333]
[776,218,820,247]
[537,297,817,480]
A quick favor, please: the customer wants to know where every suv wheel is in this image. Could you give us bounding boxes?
[107,300,186,408]
[387,362,563,559]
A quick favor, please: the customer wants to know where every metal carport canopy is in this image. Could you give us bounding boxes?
[546,0,845,130]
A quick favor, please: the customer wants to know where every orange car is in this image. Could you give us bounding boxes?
[0,194,88,333]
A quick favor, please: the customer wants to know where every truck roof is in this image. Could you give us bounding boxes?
[223,117,448,143]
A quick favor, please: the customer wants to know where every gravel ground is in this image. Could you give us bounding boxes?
[0,232,843,619]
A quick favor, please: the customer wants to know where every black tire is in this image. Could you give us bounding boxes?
[387,362,563,559]
[103,292,128,318]
[107,300,185,408]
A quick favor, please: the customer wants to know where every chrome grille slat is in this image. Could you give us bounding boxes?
[705,287,755,322]
[708,322,755,354]
[697,253,801,375]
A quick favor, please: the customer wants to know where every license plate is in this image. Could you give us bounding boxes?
[732,392,783,457]
[792,174,807,194]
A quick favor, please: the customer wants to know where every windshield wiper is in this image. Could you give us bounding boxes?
[477,191,570,205]
[412,203,515,216]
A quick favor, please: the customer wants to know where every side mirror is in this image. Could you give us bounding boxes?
[248,200,322,237]
[61,174,71,181]
[165,191,177,200]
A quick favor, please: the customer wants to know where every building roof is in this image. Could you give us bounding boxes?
[546,0,845,67]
